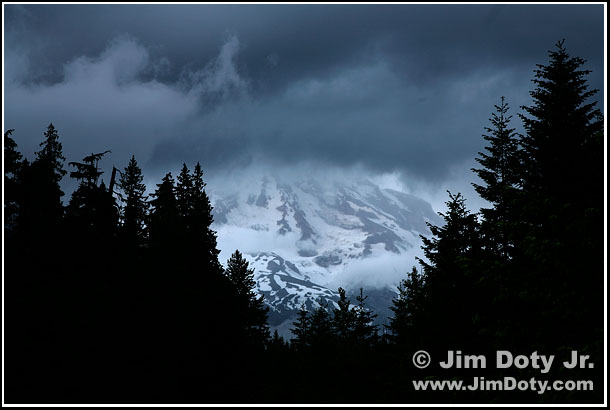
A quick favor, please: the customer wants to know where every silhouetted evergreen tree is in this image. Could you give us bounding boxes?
[36,123,67,187]
[17,123,67,241]
[225,250,270,347]
[144,170,252,402]
[307,304,335,351]
[176,163,194,227]
[332,287,356,344]
[291,305,311,352]
[4,129,23,230]
[148,172,180,252]
[65,151,118,244]
[117,155,149,247]
[191,162,223,275]
[387,266,424,347]
[472,96,523,257]
[352,288,379,347]
[68,151,110,188]
[512,40,604,368]
[519,39,602,199]
[417,192,484,349]
[468,98,530,351]
[473,97,523,202]
[4,129,21,175]
[268,330,288,351]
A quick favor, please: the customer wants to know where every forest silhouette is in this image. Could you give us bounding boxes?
[3,40,604,404]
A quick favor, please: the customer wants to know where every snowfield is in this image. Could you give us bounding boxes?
[211,174,442,334]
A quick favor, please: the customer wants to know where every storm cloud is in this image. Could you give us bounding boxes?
[4,4,604,197]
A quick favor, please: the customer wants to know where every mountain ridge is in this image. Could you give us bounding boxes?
[210,175,442,338]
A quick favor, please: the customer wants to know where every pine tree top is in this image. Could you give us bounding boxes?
[225,250,258,298]
[35,123,67,184]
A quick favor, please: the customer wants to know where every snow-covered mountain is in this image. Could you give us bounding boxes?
[209,174,442,337]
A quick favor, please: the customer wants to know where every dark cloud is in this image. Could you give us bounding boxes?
[4,4,604,189]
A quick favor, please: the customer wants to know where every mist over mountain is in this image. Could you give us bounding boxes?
[207,167,443,336]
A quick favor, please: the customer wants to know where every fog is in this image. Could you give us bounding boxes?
[207,162,467,291]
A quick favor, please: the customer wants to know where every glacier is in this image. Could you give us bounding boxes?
[209,173,443,338]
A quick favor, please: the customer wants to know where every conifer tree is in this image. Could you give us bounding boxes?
[191,162,223,275]
[513,40,603,356]
[307,304,335,350]
[417,192,483,348]
[65,150,117,243]
[4,129,23,229]
[352,288,379,347]
[176,163,194,224]
[332,287,356,343]
[68,151,110,188]
[268,330,288,352]
[35,123,67,187]
[419,193,481,277]
[118,155,149,247]
[225,250,270,346]
[4,129,22,183]
[387,266,424,347]
[291,304,311,352]
[472,97,523,257]
[519,39,602,200]
[148,173,180,251]
[473,97,522,202]
[20,123,67,237]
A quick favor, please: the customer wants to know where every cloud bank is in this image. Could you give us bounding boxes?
[4,4,603,211]
[4,5,603,290]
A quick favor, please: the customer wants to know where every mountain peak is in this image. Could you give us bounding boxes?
[210,174,442,337]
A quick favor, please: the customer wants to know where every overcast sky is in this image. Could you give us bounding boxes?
[3,4,605,211]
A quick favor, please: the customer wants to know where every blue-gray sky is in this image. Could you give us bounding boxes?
[3,4,605,207]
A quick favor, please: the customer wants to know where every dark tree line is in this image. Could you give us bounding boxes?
[381,40,603,403]
[5,127,269,403]
[264,39,604,404]
[4,40,604,404]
